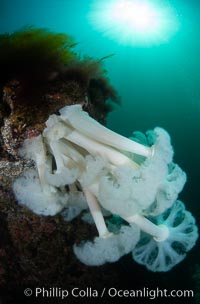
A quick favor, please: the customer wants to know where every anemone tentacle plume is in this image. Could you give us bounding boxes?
[13,104,198,272]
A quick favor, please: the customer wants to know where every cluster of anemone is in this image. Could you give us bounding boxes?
[13,104,198,272]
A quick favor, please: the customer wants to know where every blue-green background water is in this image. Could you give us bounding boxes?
[1,0,200,301]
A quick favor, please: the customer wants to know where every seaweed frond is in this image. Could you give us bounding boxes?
[0,26,77,86]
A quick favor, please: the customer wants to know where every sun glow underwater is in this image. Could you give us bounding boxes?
[88,0,179,46]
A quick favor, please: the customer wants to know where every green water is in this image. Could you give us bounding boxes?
[1,0,200,302]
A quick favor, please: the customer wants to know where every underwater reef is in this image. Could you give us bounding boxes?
[0,27,198,304]
[0,27,121,302]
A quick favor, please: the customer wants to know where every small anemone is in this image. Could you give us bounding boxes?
[132,200,198,272]
[73,224,140,266]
